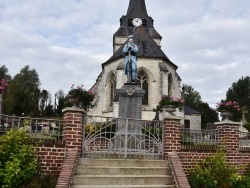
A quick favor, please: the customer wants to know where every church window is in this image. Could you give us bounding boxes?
[168,74,173,96]
[109,73,116,107]
[128,18,133,26]
[138,70,149,105]
[142,19,147,27]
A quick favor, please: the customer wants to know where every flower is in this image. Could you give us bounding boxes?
[157,95,184,111]
[0,79,7,93]
[65,84,95,110]
[216,100,241,112]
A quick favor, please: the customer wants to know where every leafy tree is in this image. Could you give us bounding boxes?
[39,89,49,116]
[55,90,65,116]
[182,84,219,129]
[225,76,250,122]
[182,84,202,109]
[5,65,40,116]
[0,65,12,82]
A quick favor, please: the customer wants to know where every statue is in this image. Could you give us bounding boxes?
[122,35,138,83]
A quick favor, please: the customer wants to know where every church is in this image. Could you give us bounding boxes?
[89,0,200,129]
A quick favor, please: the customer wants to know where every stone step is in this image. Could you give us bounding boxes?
[78,158,168,167]
[73,175,174,185]
[83,153,162,160]
[75,166,171,175]
[72,185,176,188]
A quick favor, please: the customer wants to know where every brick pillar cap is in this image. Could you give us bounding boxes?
[164,115,182,120]
[215,120,241,126]
[62,106,86,114]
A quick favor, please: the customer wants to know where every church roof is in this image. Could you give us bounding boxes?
[184,106,201,115]
[114,0,162,39]
[103,26,177,69]
[127,0,148,17]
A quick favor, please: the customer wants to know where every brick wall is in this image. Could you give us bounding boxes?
[164,115,250,174]
[38,107,85,175]
[37,141,67,174]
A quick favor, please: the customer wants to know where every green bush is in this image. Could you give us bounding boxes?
[0,129,39,188]
[188,151,237,188]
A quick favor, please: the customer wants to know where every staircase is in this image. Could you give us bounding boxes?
[71,158,176,188]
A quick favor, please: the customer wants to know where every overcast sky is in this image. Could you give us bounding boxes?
[0,0,249,108]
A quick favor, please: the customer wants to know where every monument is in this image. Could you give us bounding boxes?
[114,35,145,151]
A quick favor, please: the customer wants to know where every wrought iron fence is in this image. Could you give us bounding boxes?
[181,128,220,146]
[83,115,163,158]
[0,114,64,140]
[240,131,250,147]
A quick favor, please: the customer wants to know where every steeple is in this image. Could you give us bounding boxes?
[113,0,162,53]
[127,0,148,16]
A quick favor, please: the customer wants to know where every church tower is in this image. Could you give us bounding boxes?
[89,0,182,120]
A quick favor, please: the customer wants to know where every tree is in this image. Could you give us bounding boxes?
[0,65,12,82]
[182,84,202,109]
[182,84,219,129]
[55,90,65,116]
[225,76,250,122]
[39,89,50,116]
[5,65,40,116]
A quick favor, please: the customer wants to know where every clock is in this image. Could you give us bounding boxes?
[132,18,142,27]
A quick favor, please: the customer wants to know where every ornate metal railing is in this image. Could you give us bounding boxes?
[83,115,163,158]
[0,114,64,140]
[181,128,220,146]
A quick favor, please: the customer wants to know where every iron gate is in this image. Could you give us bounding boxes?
[82,115,163,159]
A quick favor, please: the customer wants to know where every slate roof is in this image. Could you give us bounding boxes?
[114,0,162,39]
[184,106,201,115]
[127,0,148,16]
[103,26,177,69]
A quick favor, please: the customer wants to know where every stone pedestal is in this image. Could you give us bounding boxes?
[114,84,145,151]
[116,84,145,120]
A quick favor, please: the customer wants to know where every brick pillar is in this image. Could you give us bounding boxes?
[163,115,182,160]
[216,120,241,166]
[62,107,86,154]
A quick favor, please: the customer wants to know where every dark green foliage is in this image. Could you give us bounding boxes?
[5,65,40,116]
[0,65,12,82]
[243,123,250,132]
[198,102,219,129]
[182,84,219,128]
[55,90,65,116]
[25,174,58,188]
[0,129,38,188]
[225,76,250,122]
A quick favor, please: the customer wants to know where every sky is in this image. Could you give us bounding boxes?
[0,0,249,108]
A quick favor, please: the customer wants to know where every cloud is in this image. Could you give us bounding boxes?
[0,0,249,109]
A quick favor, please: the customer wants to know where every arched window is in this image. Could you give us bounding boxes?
[168,74,173,96]
[109,73,116,107]
[138,70,149,105]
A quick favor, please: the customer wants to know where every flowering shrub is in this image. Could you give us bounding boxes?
[65,84,95,110]
[216,100,241,113]
[157,95,184,111]
[0,79,7,93]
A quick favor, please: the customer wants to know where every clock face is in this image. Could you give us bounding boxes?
[132,18,142,27]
